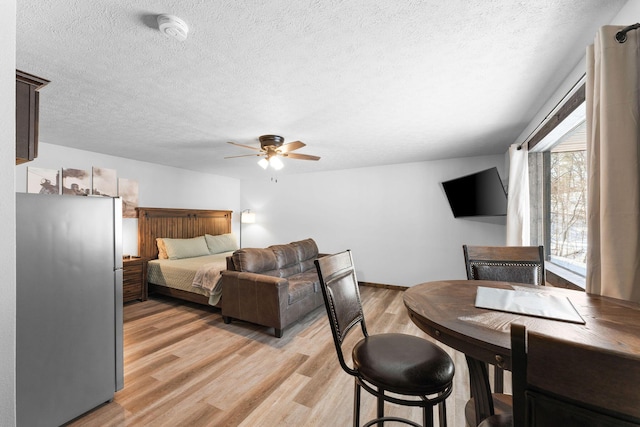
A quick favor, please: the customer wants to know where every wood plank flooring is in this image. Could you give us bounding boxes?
[68,286,492,427]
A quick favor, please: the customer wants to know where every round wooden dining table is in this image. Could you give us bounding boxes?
[403,280,640,427]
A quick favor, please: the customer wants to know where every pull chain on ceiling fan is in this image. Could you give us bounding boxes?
[225,135,320,170]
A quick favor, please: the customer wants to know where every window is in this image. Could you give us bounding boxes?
[528,82,586,289]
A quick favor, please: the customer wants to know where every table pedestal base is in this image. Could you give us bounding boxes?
[465,355,512,426]
[465,394,512,427]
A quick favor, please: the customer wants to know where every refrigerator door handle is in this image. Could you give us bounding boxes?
[114,267,124,391]
[113,197,123,269]
[113,197,124,390]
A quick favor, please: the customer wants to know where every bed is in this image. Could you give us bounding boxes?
[137,207,233,307]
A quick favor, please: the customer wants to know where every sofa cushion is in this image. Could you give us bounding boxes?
[291,238,319,272]
[295,269,321,292]
[232,248,280,276]
[287,275,316,305]
[269,244,300,277]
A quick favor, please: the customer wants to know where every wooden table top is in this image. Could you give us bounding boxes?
[403,280,640,371]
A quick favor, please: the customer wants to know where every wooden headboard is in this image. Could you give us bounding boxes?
[137,207,233,259]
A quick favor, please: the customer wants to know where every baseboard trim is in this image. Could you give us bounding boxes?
[358,281,409,291]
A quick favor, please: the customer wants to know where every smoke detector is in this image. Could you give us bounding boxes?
[157,14,189,41]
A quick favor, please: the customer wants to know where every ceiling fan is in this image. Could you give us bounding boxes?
[225,135,320,170]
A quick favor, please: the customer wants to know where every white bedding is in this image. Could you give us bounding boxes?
[147,251,234,305]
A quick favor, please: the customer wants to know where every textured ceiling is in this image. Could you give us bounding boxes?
[17,0,626,179]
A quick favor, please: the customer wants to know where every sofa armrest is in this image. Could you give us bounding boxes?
[221,270,288,288]
[220,270,289,329]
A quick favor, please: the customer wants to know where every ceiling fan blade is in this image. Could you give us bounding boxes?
[227,141,262,151]
[282,152,321,161]
[279,141,305,152]
[224,153,262,159]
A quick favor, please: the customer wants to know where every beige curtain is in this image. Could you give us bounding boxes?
[586,25,640,303]
[506,143,530,246]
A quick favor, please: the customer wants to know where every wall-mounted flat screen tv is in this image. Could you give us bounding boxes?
[441,167,508,218]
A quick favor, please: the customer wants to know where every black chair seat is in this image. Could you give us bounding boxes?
[354,333,455,396]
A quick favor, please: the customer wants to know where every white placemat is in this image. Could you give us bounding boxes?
[474,286,585,324]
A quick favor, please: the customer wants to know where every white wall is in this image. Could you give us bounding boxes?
[612,0,640,23]
[240,155,507,287]
[15,143,241,255]
[1,1,16,424]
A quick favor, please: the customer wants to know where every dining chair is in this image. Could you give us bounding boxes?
[462,244,545,393]
[479,324,640,427]
[315,250,455,427]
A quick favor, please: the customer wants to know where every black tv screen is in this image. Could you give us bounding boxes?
[441,167,507,218]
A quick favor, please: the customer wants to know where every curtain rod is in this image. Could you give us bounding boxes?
[516,73,586,150]
[616,23,640,43]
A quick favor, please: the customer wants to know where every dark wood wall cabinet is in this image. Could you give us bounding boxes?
[16,70,49,165]
[123,257,149,303]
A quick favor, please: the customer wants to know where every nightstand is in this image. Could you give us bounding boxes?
[122,257,149,303]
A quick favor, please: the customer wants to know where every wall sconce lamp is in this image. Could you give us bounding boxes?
[239,209,256,248]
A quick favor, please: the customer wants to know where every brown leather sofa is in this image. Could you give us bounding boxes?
[220,238,325,337]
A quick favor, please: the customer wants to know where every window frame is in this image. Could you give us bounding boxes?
[527,82,586,290]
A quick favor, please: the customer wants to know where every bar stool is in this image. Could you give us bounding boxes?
[315,250,455,427]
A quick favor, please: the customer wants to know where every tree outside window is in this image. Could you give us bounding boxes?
[548,121,587,276]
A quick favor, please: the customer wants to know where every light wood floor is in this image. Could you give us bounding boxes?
[68,286,488,427]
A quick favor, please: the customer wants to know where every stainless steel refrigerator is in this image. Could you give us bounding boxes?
[16,192,124,426]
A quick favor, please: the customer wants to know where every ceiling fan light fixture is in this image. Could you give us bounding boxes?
[269,156,284,170]
[258,158,269,169]
[227,135,319,169]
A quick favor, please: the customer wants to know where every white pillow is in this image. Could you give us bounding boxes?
[205,233,239,254]
[163,236,210,260]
